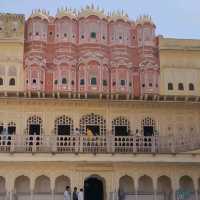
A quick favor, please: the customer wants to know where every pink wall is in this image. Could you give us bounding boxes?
[24,11,160,96]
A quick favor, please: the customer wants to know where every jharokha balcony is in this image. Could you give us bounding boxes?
[0,133,199,154]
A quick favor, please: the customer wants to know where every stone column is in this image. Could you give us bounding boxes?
[152,177,157,200]
[6,176,14,200]
[30,176,36,200]
[50,176,56,200]
[171,177,179,200]
[193,177,199,200]
[134,176,139,200]
[105,173,115,200]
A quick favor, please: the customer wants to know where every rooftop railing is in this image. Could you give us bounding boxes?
[0,133,199,154]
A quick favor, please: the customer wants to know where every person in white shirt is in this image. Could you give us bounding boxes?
[64,186,71,200]
[78,188,84,200]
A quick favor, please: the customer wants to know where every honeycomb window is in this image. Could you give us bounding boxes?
[64,33,67,37]
[91,77,97,85]
[62,78,67,84]
[0,78,3,85]
[112,81,116,86]
[80,79,85,85]
[103,80,107,86]
[120,80,126,86]
[9,78,15,86]
[54,80,58,85]
[71,80,75,85]
[178,83,184,90]
[168,83,173,90]
[32,79,37,84]
[90,32,96,39]
[189,83,194,91]
[35,32,39,36]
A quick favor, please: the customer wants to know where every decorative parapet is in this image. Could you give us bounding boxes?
[136,15,155,26]
[78,4,106,20]
[56,7,77,20]
[159,37,200,51]
[108,10,129,22]
[29,9,50,21]
[0,13,25,41]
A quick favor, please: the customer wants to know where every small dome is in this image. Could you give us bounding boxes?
[78,4,107,20]
[29,9,49,21]
[136,15,155,26]
[56,7,77,20]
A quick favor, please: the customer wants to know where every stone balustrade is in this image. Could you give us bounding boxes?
[0,133,199,154]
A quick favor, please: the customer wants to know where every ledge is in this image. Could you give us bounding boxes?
[0,152,199,164]
[0,91,199,104]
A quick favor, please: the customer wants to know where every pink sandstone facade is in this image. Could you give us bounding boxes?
[24,8,159,98]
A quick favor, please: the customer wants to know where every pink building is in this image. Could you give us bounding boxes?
[24,6,159,98]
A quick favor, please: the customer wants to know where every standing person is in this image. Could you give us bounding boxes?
[64,186,71,200]
[78,188,84,200]
[73,187,78,200]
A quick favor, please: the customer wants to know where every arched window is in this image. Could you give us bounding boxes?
[141,117,156,136]
[189,83,194,91]
[62,78,67,84]
[0,78,3,86]
[112,117,130,136]
[80,113,106,136]
[54,115,74,135]
[119,176,135,194]
[178,83,184,90]
[26,115,43,135]
[9,78,15,86]
[8,122,16,135]
[168,83,173,90]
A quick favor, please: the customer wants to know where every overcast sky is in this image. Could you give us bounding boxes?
[0,0,199,39]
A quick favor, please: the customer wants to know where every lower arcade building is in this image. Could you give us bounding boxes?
[0,98,198,200]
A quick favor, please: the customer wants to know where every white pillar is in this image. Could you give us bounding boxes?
[50,176,56,200]
[134,176,139,200]
[6,176,14,200]
[171,177,179,200]
[152,177,157,200]
[193,177,199,200]
[30,176,35,200]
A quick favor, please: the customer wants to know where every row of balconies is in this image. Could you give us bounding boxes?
[0,133,199,154]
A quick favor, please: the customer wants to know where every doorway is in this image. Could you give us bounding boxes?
[84,177,104,200]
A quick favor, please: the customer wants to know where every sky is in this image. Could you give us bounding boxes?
[0,0,199,39]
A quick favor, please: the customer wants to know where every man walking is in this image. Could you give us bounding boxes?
[78,188,84,200]
[73,187,78,200]
[64,186,71,200]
